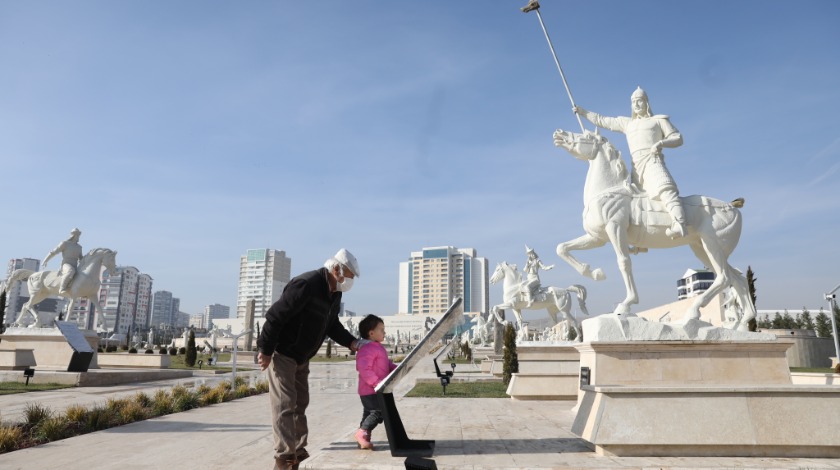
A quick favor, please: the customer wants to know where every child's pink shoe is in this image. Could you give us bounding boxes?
[354,429,373,450]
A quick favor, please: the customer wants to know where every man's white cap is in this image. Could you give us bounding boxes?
[327,248,360,277]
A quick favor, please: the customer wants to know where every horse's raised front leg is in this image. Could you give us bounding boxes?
[604,222,638,315]
[556,234,608,281]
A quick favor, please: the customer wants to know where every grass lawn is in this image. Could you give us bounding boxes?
[790,367,836,373]
[405,381,508,398]
[0,382,74,395]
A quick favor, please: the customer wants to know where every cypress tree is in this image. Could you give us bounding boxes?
[502,322,519,386]
[746,266,757,331]
[0,290,6,339]
[185,329,197,367]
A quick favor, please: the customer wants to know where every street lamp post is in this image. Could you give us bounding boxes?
[230,329,252,386]
[825,283,840,365]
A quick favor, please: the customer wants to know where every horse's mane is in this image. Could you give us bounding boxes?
[597,136,629,181]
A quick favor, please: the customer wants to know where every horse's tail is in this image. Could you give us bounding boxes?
[731,197,745,208]
[568,284,589,316]
[6,269,35,287]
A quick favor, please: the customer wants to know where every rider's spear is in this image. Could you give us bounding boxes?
[521,0,586,133]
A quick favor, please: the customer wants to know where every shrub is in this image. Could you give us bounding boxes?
[24,403,52,428]
[128,348,138,354]
[118,401,147,424]
[159,348,167,355]
[97,346,104,353]
[145,349,154,354]
[151,391,174,416]
[178,347,186,355]
[835,363,840,374]
[134,392,152,408]
[120,345,129,351]
[0,425,23,453]
[64,404,88,424]
[85,405,117,431]
[168,347,177,356]
[233,376,246,388]
[170,385,190,399]
[254,380,269,394]
[173,392,200,412]
[35,416,72,442]
[106,345,117,353]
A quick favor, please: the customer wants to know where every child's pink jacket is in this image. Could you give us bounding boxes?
[356,341,397,396]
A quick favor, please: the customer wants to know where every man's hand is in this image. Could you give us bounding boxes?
[257,351,271,371]
[351,338,372,352]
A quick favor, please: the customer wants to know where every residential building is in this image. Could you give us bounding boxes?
[189,313,206,329]
[150,291,181,329]
[205,303,230,329]
[677,268,715,300]
[398,246,489,316]
[236,249,291,319]
[98,266,153,335]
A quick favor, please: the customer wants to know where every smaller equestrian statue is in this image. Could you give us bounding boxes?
[1,248,117,329]
[490,261,588,342]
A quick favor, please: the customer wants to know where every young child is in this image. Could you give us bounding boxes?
[354,314,397,450]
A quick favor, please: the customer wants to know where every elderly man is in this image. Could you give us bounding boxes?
[43,228,83,295]
[257,248,368,470]
[575,87,687,238]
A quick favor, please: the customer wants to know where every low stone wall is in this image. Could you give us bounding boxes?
[762,329,835,368]
[97,353,170,369]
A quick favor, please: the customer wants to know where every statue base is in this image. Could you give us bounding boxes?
[570,340,840,457]
[0,327,100,370]
[506,344,579,400]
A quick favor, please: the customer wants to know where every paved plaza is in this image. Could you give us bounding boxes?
[1,360,839,470]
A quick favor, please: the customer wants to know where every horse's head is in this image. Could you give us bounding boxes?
[553,129,609,161]
[553,128,628,181]
[490,262,505,284]
[81,248,118,275]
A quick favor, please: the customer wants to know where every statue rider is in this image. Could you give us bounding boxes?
[574,87,687,238]
[521,246,553,306]
[43,228,83,296]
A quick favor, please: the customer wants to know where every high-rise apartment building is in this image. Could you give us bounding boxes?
[150,291,181,328]
[204,303,230,329]
[98,266,154,335]
[4,258,66,326]
[398,246,489,315]
[237,249,291,319]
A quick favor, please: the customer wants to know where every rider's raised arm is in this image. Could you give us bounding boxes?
[42,242,64,268]
[578,108,629,134]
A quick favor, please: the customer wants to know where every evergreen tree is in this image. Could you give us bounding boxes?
[771,312,783,329]
[815,310,832,338]
[502,323,519,386]
[798,308,815,331]
[326,339,332,358]
[185,329,197,367]
[0,290,6,338]
[756,315,771,329]
[781,311,796,329]
[746,266,757,331]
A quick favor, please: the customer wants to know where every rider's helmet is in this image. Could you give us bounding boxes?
[525,245,537,259]
[630,86,652,118]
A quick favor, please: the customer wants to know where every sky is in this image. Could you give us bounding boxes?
[1,1,839,321]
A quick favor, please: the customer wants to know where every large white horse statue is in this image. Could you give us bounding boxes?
[552,128,755,330]
[489,261,588,342]
[1,248,117,329]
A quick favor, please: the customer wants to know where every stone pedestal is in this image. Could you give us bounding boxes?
[0,349,36,370]
[506,344,579,400]
[0,327,99,370]
[571,340,840,457]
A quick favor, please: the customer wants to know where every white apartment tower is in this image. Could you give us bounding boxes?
[237,249,291,319]
[204,303,230,329]
[398,246,489,316]
[98,266,154,335]
[150,291,181,328]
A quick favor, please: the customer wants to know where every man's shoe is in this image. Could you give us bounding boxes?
[274,456,297,470]
[295,448,310,462]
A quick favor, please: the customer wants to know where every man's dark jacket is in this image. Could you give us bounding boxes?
[257,268,356,364]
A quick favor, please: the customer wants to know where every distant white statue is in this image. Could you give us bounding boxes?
[521,245,554,306]
[2,247,117,329]
[148,328,155,347]
[490,261,588,342]
[471,313,494,346]
[42,228,84,295]
[574,87,687,238]
[553,127,755,330]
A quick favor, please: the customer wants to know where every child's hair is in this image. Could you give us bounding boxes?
[358,314,384,340]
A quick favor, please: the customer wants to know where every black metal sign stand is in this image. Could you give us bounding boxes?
[378,391,434,457]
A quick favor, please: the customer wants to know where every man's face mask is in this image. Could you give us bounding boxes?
[336,265,355,292]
